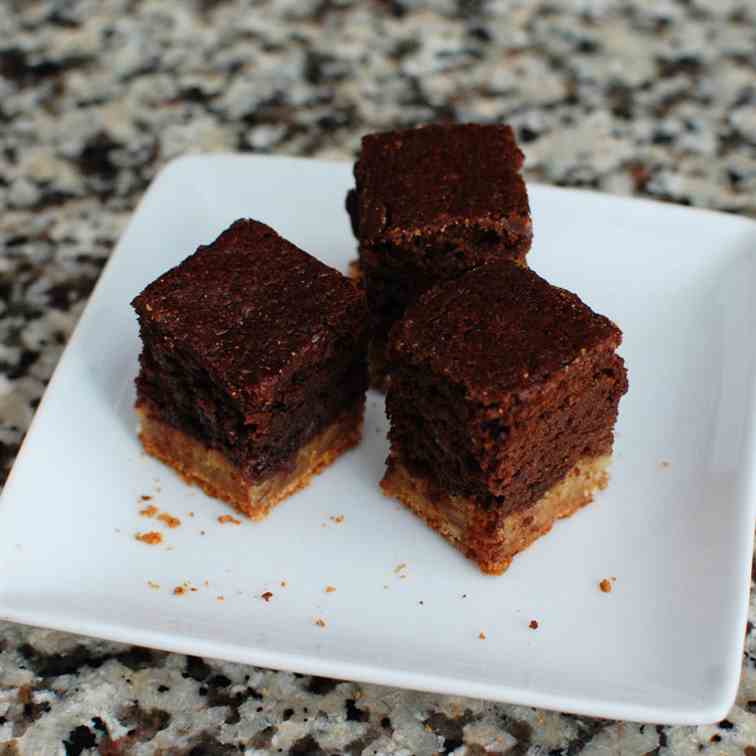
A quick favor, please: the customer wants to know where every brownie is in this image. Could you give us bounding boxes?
[132,219,369,516]
[346,123,532,387]
[382,262,628,573]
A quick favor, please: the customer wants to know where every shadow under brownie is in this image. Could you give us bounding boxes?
[382,262,628,574]
[132,219,369,518]
[346,123,532,389]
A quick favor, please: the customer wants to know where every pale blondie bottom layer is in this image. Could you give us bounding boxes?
[381,454,610,575]
[137,402,364,520]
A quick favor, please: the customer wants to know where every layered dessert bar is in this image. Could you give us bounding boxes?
[382,263,628,574]
[346,123,532,388]
[132,219,368,519]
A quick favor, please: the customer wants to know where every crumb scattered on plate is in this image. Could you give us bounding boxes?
[599,577,616,593]
[173,586,186,596]
[218,514,241,525]
[261,591,273,602]
[147,580,160,590]
[314,617,326,628]
[139,504,158,517]
[135,531,162,545]
[158,512,181,529]
[217,595,224,601]
[280,580,288,588]
[324,585,336,593]
[659,460,671,469]
[394,563,407,574]
[140,495,152,502]
[529,620,539,630]
[188,511,195,517]
[330,514,344,524]
[478,632,486,640]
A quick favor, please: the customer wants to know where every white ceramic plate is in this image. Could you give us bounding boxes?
[1,155,755,725]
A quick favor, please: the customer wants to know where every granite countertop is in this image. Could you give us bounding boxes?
[1,1,756,754]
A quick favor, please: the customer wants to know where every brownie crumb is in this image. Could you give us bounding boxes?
[139,504,158,517]
[330,514,344,524]
[218,514,241,525]
[173,586,186,596]
[599,578,615,593]
[140,495,153,502]
[394,563,407,574]
[217,596,224,601]
[280,580,288,588]
[158,512,181,528]
[147,580,160,590]
[478,632,486,640]
[135,531,162,545]
[314,617,326,628]
[188,511,195,517]
[324,585,336,593]
[529,620,539,630]
[261,591,273,602]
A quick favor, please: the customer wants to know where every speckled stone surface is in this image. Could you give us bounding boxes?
[1,1,756,754]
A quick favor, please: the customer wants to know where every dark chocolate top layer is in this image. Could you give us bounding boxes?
[132,219,367,413]
[353,123,529,243]
[389,262,622,404]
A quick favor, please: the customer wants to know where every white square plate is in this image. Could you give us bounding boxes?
[1,155,755,725]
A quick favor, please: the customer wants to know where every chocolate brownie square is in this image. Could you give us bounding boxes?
[381,263,628,574]
[132,219,368,519]
[346,123,532,388]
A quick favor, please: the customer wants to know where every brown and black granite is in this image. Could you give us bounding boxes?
[346,123,532,387]
[383,263,628,571]
[132,218,368,499]
[2,1,756,752]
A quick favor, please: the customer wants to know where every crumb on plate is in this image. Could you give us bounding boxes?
[314,617,326,628]
[479,632,486,640]
[135,531,162,545]
[261,591,273,602]
[218,514,241,525]
[529,620,539,630]
[158,512,181,528]
[139,504,158,517]
[147,580,160,590]
[324,585,336,593]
